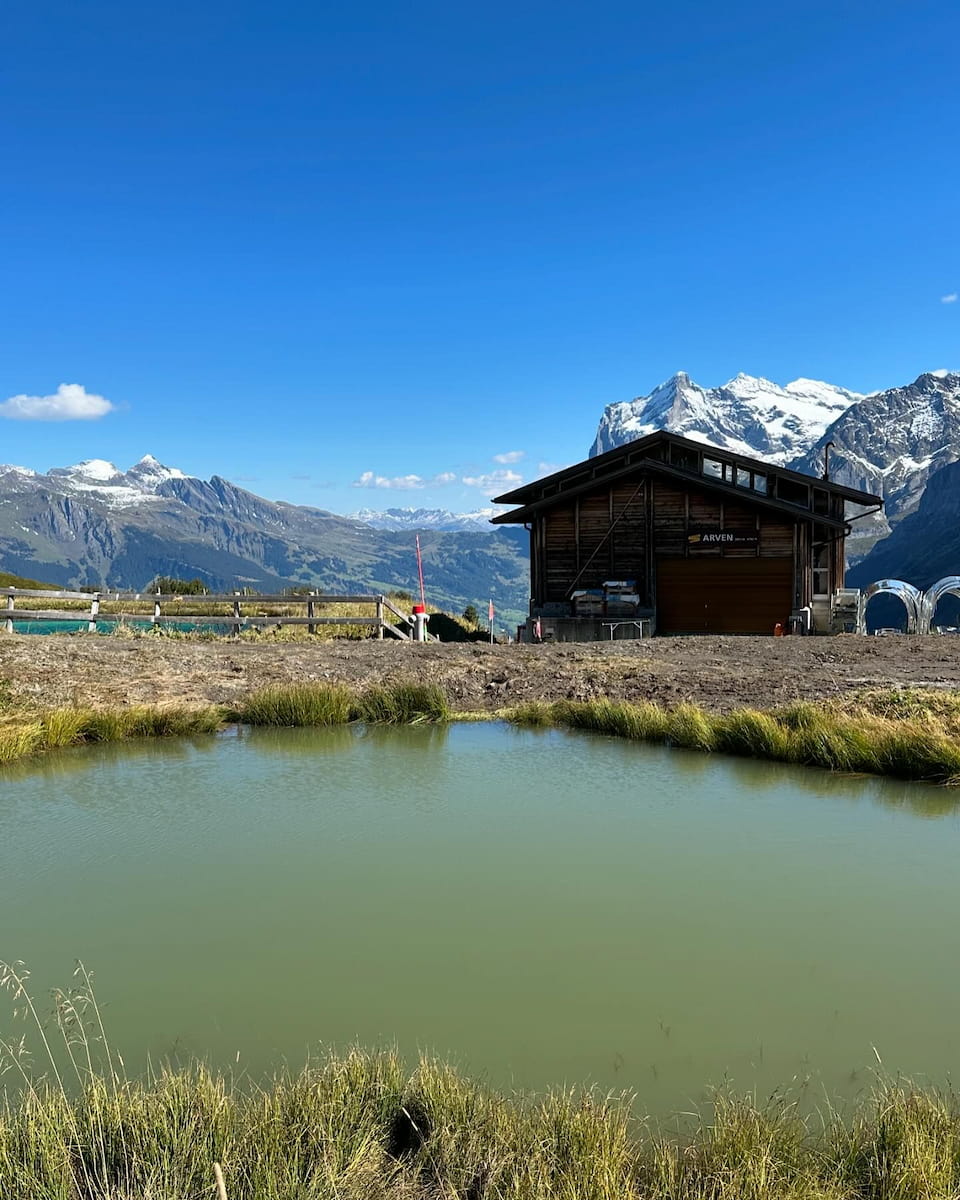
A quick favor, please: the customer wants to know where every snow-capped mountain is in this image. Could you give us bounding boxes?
[351,506,497,532]
[35,454,191,506]
[590,372,861,463]
[792,372,960,522]
[788,371,960,562]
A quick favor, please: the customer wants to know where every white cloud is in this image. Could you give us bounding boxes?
[461,468,523,496]
[352,469,458,491]
[353,470,426,491]
[0,383,114,421]
[942,293,958,304]
[535,461,566,478]
[493,450,525,464]
[353,465,527,497]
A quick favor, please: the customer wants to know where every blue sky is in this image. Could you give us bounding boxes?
[1,0,957,513]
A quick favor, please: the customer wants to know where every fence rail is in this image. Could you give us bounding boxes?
[2,589,438,641]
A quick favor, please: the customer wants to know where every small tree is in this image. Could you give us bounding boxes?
[150,576,209,595]
[462,604,478,626]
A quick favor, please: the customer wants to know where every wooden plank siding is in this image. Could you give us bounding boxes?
[543,507,576,601]
[609,481,648,595]
[577,491,613,587]
[534,475,801,609]
[652,480,686,554]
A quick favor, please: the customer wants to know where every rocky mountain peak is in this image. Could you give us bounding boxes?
[590,371,857,463]
[124,454,189,491]
[53,458,122,482]
[792,371,960,519]
[17,456,195,508]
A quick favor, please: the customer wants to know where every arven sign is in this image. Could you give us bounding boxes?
[687,529,759,547]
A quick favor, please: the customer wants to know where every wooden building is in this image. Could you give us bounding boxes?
[491,432,882,637]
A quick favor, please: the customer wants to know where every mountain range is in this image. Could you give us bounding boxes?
[591,371,861,463]
[0,457,529,621]
[349,506,497,532]
[591,369,960,579]
[1,367,957,620]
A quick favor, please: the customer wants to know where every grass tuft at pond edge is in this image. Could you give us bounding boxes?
[351,680,451,725]
[236,681,355,727]
[0,679,455,767]
[236,680,451,727]
[0,705,226,763]
[3,1049,960,1197]
[507,695,960,787]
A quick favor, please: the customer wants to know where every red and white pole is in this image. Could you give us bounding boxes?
[413,535,429,641]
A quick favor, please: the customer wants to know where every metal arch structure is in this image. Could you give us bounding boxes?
[859,579,924,635]
[919,576,960,635]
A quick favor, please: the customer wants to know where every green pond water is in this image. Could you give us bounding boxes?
[10,618,232,634]
[2,723,959,1114]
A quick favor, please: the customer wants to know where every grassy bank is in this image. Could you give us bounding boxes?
[0,681,452,765]
[1,1049,959,1199]
[508,693,960,786]
[0,705,226,765]
[2,677,960,785]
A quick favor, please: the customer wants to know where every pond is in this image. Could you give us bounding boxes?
[2,723,958,1114]
[7,618,233,635]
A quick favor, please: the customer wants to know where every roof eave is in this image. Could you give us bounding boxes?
[490,456,859,529]
[493,430,882,509]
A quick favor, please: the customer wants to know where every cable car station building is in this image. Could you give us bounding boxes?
[492,432,882,639]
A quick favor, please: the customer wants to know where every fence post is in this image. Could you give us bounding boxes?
[88,592,100,633]
[4,592,13,634]
[233,593,242,636]
[307,595,316,635]
[153,592,161,627]
[376,595,384,639]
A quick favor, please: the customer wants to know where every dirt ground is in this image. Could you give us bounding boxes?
[3,632,960,714]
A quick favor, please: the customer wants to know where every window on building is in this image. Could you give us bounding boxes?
[670,444,699,472]
[813,544,830,596]
[778,478,810,507]
[702,458,723,480]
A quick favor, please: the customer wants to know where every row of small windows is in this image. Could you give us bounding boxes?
[701,457,767,495]
[696,453,832,513]
[548,445,833,514]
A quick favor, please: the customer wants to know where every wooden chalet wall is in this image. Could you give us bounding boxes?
[535,475,799,606]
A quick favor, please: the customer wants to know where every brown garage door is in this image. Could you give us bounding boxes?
[656,558,793,634]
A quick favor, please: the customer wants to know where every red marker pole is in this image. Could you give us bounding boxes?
[488,597,494,644]
[411,536,429,641]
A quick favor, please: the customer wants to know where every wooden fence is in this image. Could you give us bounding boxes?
[1,589,436,641]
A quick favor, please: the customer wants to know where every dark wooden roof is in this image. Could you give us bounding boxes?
[491,431,882,526]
